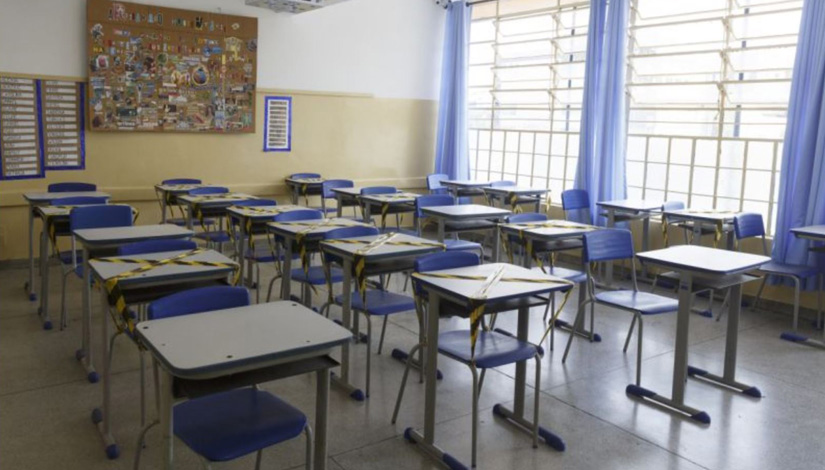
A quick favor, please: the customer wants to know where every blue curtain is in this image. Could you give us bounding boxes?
[434,1,471,181]
[771,0,825,289]
[573,0,629,224]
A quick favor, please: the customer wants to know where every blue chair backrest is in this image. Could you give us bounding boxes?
[162,178,201,185]
[507,212,546,224]
[427,173,448,191]
[49,182,96,192]
[291,173,321,179]
[561,189,590,211]
[662,200,685,212]
[734,213,765,240]
[70,205,133,231]
[231,199,277,207]
[273,209,323,222]
[582,229,634,263]
[360,186,396,195]
[324,226,380,240]
[415,194,455,218]
[148,286,250,320]
[322,179,354,198]
[490,180,516,188]
[189,186,229,196]
[118,239,197,256]
[51,196,108,206]
[413,251,480,296]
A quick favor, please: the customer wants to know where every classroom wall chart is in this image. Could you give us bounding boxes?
[263,96,292,152]
[0,75,87,180]
[86,0,258,133]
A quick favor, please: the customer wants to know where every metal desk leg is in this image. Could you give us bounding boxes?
[493,222,501,263]
[331,259,364,401]
[93,289,119,459]
[315,368,330,470]
[185,204,194,230]
[626,273,711,423]
[336,194,344,218]
[39,228,51,329]
[493,305,565,451]
[688,283,762,397]
[158,365,174,470]
[364,201,372,225]
[641,216,651,278]
[437,218,445,244]
[281,241,293,300]
[160,192,168,224]
[605,209,616,285]
[238,221,248,288]
[78,246,98,383]
[27,205,37,301]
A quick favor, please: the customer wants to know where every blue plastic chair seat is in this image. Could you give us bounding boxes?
[168,217,214,227]
[444,239,482,252]
[759,261,819,278]
[445,220,497,231]
[595,290,678,315]
[58,251,82,265]
[438,330,538,369]
[174,388,306,462]
[193,232,231,243]
[532,266,586,284]
[335,290,415,315]
[291,266,343,285]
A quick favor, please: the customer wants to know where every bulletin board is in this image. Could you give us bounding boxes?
[86,0,258,133]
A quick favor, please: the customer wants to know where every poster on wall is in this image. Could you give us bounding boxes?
[86,0,258,133]
[41,81,86,170]
[0,76,43,180]
[263,96,291,152]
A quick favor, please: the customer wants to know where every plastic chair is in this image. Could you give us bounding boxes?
[188,187,230,250]
[426,173,449,195]
[118,239,197,256]
[162,178,201,185]
[733,213,822,330]
[58,205,134,330]
[320,179,357,216]
[414,194,487,258]
[392,251,544,468]
[134,286,312,470]
[267,209,328,305]
[562,229,678,388]
[48,182,96,192]
[290,172,321,179]
[489,180,516,187]
[323,225,414,398]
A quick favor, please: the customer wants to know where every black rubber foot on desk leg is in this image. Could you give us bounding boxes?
[691,411,711,424]
[687,365,707,377]
[697,309,713,318]
[29,292,37,302]
[75,349,86,361]
[742,386,762,398]
[350,389,365,401]
[442,453,469,470]
[390,348,443,380]
[91,408,103,424]
[539,427,566,452]
[780,332,807,342]
[625,384,657,399]
[43,320,52,330]
[403,427,414,442]
[88,371,99,383]
[105,444,120,460]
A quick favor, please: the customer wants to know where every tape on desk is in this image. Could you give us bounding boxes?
[95,249,239,336]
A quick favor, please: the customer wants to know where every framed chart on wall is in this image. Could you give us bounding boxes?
[86,0,258,133]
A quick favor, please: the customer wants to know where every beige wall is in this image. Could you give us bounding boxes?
[0,88,438,261]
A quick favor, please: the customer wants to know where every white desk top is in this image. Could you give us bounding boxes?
[359,192,420,204]
[637,245,769,276]
[499,220,598,240]
[267,218,369,238]
[441,180,491,188]
[421,204,511,220]
[412,263,571,305]
[597,199,663,212]
[226,204,304,219]
[483,186,548,196]
[34,203,130,220]
[154,184,213,193]
[791,225,825,240]
[285,177,325,184]
[74,224,192,247]
[90,249,236,285]
[320,233,444,261]
[663,208,739,222]
[330,187,362,197]
[136,301,352,379]
[177,193,257,206]
[23,191,110,203]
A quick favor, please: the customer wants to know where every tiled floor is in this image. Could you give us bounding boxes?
[2,259,824,470]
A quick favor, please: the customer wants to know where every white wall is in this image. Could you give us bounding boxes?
[0,0,445,100]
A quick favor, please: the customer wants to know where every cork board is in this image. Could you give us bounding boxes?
[86,0,257,133]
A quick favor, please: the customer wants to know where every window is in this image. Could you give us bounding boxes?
[468,0,590,195]
[626,0,801,235]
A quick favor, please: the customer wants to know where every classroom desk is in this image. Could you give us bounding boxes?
[267,218,370,302]
[226,204,303,287]
[72,225,193,384]
[89,248,237,459]
[406,263,572,468]
[780,225,825,349]
[329,187,362,218]
[359,192,419,229]
[482,186,548,213]
[634,245,768,424]
[596,199,663,281]
[177,193,258,230]
[153,184,215,224]
[136,301,351,470]
[319,233,444,400]
[498,219,598,340]
[662,208,739,249]
[22,191,111,302]
[285,176,325,205]
[440,179,491,200]
[421,204,510,261]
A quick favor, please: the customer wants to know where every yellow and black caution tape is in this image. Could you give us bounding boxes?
[661,213,670,247]
[270,219,364,274]
[352,233,402,303]
[668,210,736,248]
[95,249,239,335]
[508,192,523,214]
[296,178,324,205]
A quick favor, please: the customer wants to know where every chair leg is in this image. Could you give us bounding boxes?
[254,450,263,470]
[139,351,146,428]
[365,313,372,398]
[377,316,389,355]
[391,343,422,424]
[255,263,261,304]
[532,354,541,449]
[60,271,70,330]
[303,425,314,470]
[792,277,800,331]
[623,315,637,353]
[588,297,596,342]
[470,363,480,469]
[562,300,590,363]
[753,277,767,311]
[266,274,281,302]
[636,315,644,386]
